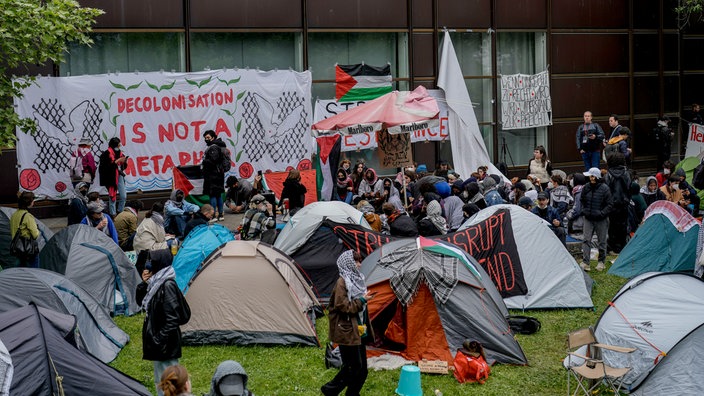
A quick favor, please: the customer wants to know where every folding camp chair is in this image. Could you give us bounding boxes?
[565,327,635,395]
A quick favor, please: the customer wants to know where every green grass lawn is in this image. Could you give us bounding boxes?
[111,259,626,396]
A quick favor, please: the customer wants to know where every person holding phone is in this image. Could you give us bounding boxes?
[575,111,605,171]
[99,137,128,217]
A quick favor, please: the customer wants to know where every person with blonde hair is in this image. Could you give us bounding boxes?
[159,364,193,396]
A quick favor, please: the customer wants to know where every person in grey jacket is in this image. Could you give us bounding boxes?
[209,360,254,396]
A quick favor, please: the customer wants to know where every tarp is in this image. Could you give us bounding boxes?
[362,238,526,365]
[0,268,129,363]
[38,224,141,316]
[329,205,593,310]
[173,223,234,292]
[593,272,704,391]
[311,86,439,136]
[0,305,150,395]
[610,201,699,278]
[0,207,54,269]
[182,241,320,347]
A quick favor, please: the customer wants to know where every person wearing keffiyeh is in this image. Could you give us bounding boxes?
[321,250,372,396]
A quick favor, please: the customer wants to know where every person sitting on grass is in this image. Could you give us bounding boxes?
[81,201,119,244]
[208,360,254,396]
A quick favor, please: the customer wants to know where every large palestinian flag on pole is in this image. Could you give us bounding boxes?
[335,64,393,101]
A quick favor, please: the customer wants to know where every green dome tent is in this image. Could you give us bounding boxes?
[674,156,704,210]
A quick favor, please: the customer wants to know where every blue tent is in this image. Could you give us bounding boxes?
[173,223,234,292]
[609,201,699,278]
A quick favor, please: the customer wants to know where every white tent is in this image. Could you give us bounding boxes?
[594,272,704,391]
[458,204,593,310]
[274,201,370,256]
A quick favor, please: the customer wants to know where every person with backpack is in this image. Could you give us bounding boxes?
[202,130,229,221]
[603,152,631,254]
[68,137,96,185]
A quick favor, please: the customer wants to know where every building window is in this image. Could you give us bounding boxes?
[190,33,301,71]
[61,33,186,76]
[496,32,548,167]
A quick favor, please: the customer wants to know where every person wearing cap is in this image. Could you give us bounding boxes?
[225,176,253,214]
[517,196,534,211]
[579,167,613,271]
[136,249,191,396]
[183,204,215,240]
[70,137,97,185]
[239,194,274,241]
[532,192,567,246]
[80,201,119,244]
[209,360,254,396]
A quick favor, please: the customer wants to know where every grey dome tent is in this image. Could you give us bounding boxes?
[182,240,321,347]
[0,268,129,363]
[0,304,150,395]
[0,207,54,269]
[38,224,141,316]
[457,204,593,309]
[593,272,704,392]
[361,237,527,365]
[0,338,10,396]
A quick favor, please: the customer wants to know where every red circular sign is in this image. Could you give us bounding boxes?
[239,162,254,179]
[55,181,67,193]
[19,169,41,191]
[297,159,312,171]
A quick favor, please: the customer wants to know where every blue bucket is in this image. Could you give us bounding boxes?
[395,365,422,396]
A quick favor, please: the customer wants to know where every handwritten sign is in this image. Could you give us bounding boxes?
[378,129,413,168]
[500,71,552,130]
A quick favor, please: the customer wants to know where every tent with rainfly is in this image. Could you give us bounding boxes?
[0,268,129,363]
[362,237,527,365]
[38,224,141,316]
[592,272,704,392]
[0,207,54,269]
[609,201,699,278]
[172,223,234,292]
[0,304,150,395]
[273,201,371,302]
[181,241,321,346]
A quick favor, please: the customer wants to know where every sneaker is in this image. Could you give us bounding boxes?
[218,216,225,222]
[596,261,605,271]
[208,218,218,224]
[580,262,590,272]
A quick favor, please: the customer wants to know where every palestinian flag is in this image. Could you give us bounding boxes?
[173,165,203,198]
[418,237,483,279]
[335,64,393,102]
[315,134,342,201]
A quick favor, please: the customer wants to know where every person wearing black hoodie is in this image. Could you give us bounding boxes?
[603,152,631,254]
[202,130,227,221]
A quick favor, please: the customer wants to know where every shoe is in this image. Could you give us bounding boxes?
[208,218,218,224]
[218,216,225,222]
[596,262,605,271]
[580,262,590,272]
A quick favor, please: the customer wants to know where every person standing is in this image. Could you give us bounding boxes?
[99,137,128,217]
[136,250,191,396]
[321,250,372,396]
[653,116,674,172]
[526,145,552,190]
[580,168,613,272]
[202,130,227,221]
[70,137,97,185]
[10,191,40,268]
[576,111,605,171]
[603,153,631,254]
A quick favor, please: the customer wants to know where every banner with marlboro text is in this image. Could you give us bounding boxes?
[14,69,313,199]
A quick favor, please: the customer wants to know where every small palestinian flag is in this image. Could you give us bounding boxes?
[335,63,393,102]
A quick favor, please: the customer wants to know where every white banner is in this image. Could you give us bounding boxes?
[500,71,552,130]
[685,123,704,158]
[313,90,449,152]
[14,69,313,199]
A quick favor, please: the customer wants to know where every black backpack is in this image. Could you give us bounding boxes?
[508,315,541,335]
[220,146,232,173]
[693,161,704,190]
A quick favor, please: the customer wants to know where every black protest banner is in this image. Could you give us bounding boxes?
[325,208,528,298]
